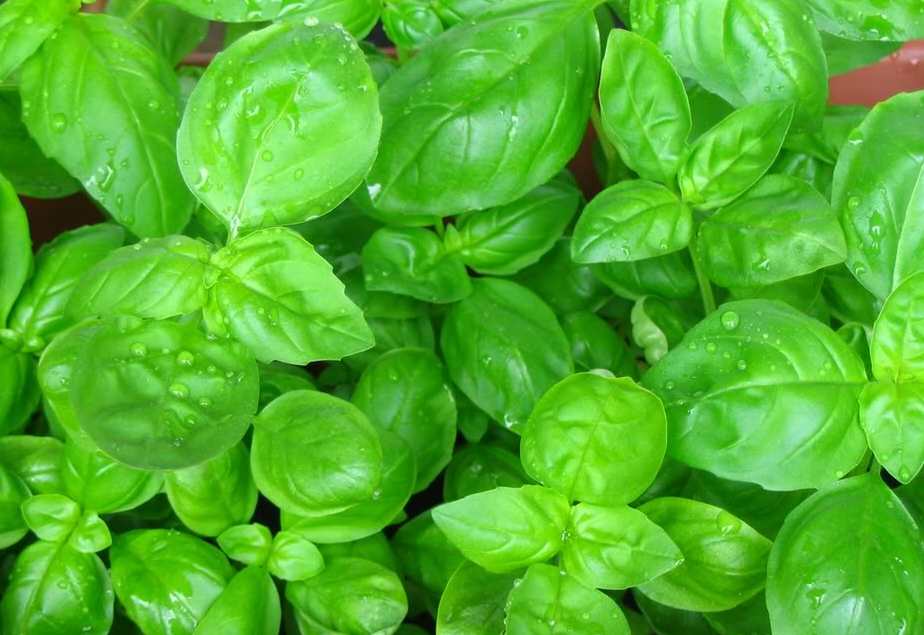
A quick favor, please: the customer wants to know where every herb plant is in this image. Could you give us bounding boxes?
[1,0,923,633]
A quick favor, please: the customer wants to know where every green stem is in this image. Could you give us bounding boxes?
[688,241,716,315]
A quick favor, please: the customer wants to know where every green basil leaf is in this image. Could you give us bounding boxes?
[392,511,464,602]
[562,503,683,591]
[505,563,631,635]
[111,529,234,635]
[163,0,381,36]
[521,372,667,504]
[286,557,407,635]
[643,300,868,490]
[0,435,64,495]
[361,227,472,303]
[630,296,699,365]
[572,180,693,263]
[62,441,162,515]
[443,443,531,502]
[10,224,125,346]
[68,235,212,321]
[436,561,517,635]
[447,178,580,276]
[258,362,315,409]
[0,173,30,328]
[352,347,456,491]
[20,14,195,237]
[267,530,325,581]
[592,251,698,301]
[562,310,638,378]
[897,474,924,527]
[68,512,111,554]
[281,430,414,543]
[22,493,80,542]
[729,272,831,326]
[442,278,573,432]
[165,442,258,537]
[637,497,772,612]
[598,29,691,184]
[218,523,273,567]
[678,102,794,210]
[192,566,281,635]
[314,532,399,573]
[432,485,570,573]
[821,33,902,76]
[0,463,29,548]
[703,593,771,635]
[516,238,612,314]
[697,175,847,287]
[0,347,37,436]
[205,227,373,365]
[0,0,80,80]
[367,0,600,216]
[823,264,881,326]
[295,198,380,275]
[807,0,924,41]
[107,0,208,66]
[177,20,380,232]
[833,92,924,300]
[252,390,383,517]
[0,541,112,635]
[382,0,444,53]
[70,316,259,470]
[633,592,716,635]
[767,475,924,634]
[632,0,827,129]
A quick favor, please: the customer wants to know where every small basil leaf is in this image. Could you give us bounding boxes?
[572,180,692,263]
[367,0,600,215]
[361,227,472,303]
[62,441,162,515]
[505,563,631,635]
[637,497,772,612]
[562,503,683,590]
[592,251,698,301]
[521,372,667,505]
[286,557,407,635]
[20,14,195,237]
[630,296,699,365]
[164,442,258,537]
[697,175,847,287]
[68,512,111,554]
[217,523,273,567]
[192,566,281,635]
[111,529,234,635]
[436,561,517,635]
[0,541,112,635]
[352,347,456,491]
[0,435,64,495]
[0,463,29,548]
[441,278,573,432]
[177,20,380,232]
[767,475,924,635]
[562,310,638,378]
[266,530,324,582]
[0,0,80,80]
[20,493,80,542]
[598,29,691,184]
[106,0,208,65]
[313,532,399,572]
[0,173,32,327]
[678,101,794,210]
[205,227,373,365]
[251,390,383,517]
[431,485,570,573]
[382,0,444,54]
[258,362,315,409]
[68,235,211,321]
[643,300,868,490]
[516,238,612,314]
[443,443,531,502]
[70,316,259,470]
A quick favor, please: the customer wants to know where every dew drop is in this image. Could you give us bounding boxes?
[51,113,68,132]
[176,351,195,367]
[720,311,740,330]
[168,383,190,399]
[130,342,148,357]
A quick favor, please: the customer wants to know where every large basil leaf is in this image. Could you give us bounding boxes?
[165,443,258,537]
[192,566,280,635]
[697,175,847,287]
[598,29,691,184]
[632,0,827,128]
[678,101,794,211]
[62,442,162,515]
[367,0,600,216]
[10,224,125,347]
[352,348,456,491]
[572,180,692,263]
[431,485,570,573]
[643,300,868,491]
[505,564,630,634]
[807,0,924,41]
[562,503,682,591]
[520,372,667,505]
[860,272,924,482]
[204,227,372,365]
[767,475,924,635]
[0,94,79,199]
[251,390,382,517]
[69,316,259,470]
[0,173,31,328]
[68,235,211,321]
[107,0,208,66]
[638,497,772,612]
[445,177,580,276]
[833,91,924,301]
[441,278,573,431]
[0,541,112,635]
[20,14,195,237]
[0,0,79,80]
[111,529,233,635]
[286,557,407,635]
[361,227,472,303]
[435,561,517,635]
[177,20,380,232]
